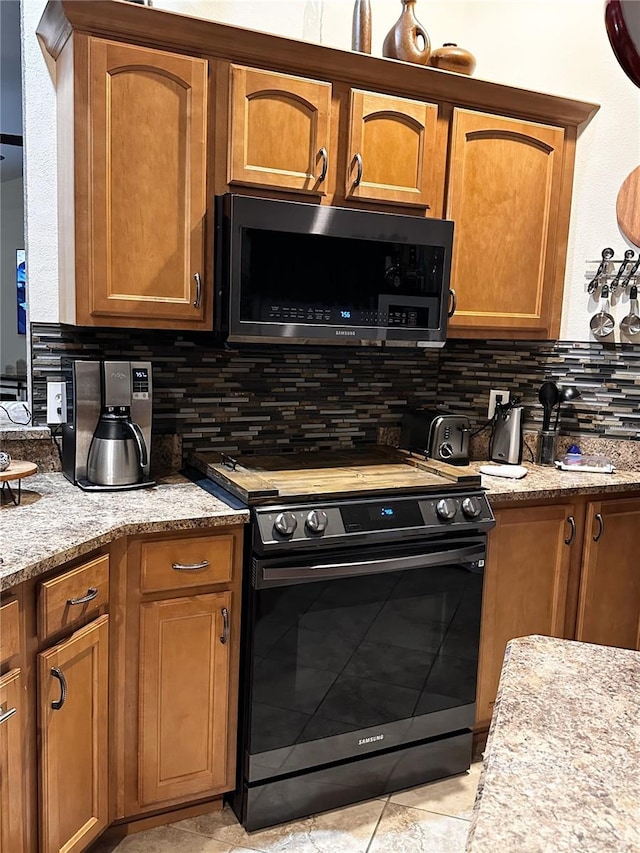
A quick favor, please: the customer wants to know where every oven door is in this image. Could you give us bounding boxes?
[244,535,485,784]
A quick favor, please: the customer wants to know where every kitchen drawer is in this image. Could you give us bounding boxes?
[140,533,235,593]
[38,554,110,640]
[0,597,20,663]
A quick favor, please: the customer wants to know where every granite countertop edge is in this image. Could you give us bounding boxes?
[1,472,249,592]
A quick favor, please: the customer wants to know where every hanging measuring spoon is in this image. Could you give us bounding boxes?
[610,249,635,292]
[620,254,640,291]
[587,247,614,293]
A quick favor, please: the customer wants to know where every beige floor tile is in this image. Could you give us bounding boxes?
[389,762,482,819]
[174,799,385,853]
[104,824,263,852]
[368,803,471,853]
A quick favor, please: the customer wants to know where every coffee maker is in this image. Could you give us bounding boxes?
[62,359,154,490]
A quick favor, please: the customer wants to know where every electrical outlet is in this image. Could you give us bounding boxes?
[46,382,67,424]
[488,389,510,420]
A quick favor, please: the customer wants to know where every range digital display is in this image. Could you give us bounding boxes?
[341,500,422,532]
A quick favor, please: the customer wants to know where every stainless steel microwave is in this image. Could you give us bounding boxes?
[214,194,455,347]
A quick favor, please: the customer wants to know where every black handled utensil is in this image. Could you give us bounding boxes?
[620,255,640,291]
[610,249,635,292]
[538,381,559,431]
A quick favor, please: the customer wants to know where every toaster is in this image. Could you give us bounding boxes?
[401,408,471,466]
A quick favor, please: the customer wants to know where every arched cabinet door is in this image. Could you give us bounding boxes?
[346,89,439,209]
[86,38,209,326]
[446,109,566,339]
[228,65,331,194]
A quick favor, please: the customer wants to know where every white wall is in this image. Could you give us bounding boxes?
[22,0,640,340]
[0,175,26,374]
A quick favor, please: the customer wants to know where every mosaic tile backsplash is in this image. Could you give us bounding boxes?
[31,325,640,458]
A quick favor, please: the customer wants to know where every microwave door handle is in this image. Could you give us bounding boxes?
[258,543,485,586]
[448,288,457,318]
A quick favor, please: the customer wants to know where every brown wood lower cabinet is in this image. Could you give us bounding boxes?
[0,669,26,853]
[38,615,109,853]
[138,592,232,806]
[576,497,640,650]
[475,503,576,728]
[117,528,242,821]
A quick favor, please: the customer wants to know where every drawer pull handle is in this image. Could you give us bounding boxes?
[0,705,17,725]
[67,587,98,606]
[318,147,328,183]
[51,667,67,711]
[220,607,229,645]
[193,272,202,309]
[564,516,576,545]
[353,152,363,187]
[171,560,210,572]
[593,513,604,542]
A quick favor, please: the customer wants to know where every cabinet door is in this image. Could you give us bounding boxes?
[138,592,231,806]
[476,504,575,727]
[0,669,25,853]
[87,38,208,326]
[228,65,331,194]
[446,109,565,338]
[346,90,438,208]
[38,615,109,853]
[576,498,640,649]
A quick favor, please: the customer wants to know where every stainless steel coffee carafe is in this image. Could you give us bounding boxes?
[87,409,148,487]
[61,359,154,491]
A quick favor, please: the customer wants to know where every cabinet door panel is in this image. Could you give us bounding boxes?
[576,498,640,649]
[229,65,331,194]
[0,669,25,853]
[39,615,109,853]
[138,592,231,806]
[446,109,564,336]
[476,504,574,727]
[88,39,208,324]
[347,90,438,207]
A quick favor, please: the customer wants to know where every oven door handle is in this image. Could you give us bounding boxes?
[258,543,485,586]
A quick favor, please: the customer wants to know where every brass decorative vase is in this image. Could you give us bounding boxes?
[352,0,372,54]
[429,43,476,75]
[382,0,431,66]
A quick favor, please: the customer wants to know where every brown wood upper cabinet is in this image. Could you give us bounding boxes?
[58,36,210,329]
[228,65,331,195]
[446,109,566,339]
[575,497,640,650]
[345,90,438,208]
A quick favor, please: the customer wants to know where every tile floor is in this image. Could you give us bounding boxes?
[91,762,482,853]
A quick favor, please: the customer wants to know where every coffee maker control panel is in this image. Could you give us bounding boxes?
[132,367,150,400]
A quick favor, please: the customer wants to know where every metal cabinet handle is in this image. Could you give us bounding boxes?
[51,667,67,711]
[220,607,229,645]
[448,288,457,318]
[593,513,604,542]
[171,560,210,572]
[67,587,98,606]
[318,148,328,183]
[193,272,202,309]
[0,705,17,725]
[564,515,576,545]
[353,152,363,187]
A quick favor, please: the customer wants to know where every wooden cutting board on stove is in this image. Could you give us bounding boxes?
[193,445,480,504]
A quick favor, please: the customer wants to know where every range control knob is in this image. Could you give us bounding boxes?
[436,498,457,521]
[462,496,483,518]
[306,509,328,534]
[274,511,297,536]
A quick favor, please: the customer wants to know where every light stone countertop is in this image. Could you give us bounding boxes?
[466,635,640,852]
[0,472,248,591]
